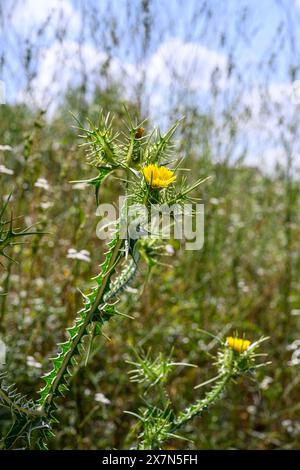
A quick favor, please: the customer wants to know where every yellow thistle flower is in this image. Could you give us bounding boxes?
[142,164,176,189]
[226,336,251,353]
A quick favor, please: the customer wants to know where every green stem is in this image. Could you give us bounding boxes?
[41,237,124,412]
[173,374,230,430]
[126,135,134,166]
[0,259,12,330]
[139,374,231,450]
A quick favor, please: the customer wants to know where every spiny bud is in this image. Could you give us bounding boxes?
[135,127,145,139]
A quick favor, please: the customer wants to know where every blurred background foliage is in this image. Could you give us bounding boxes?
[1,0,300,449]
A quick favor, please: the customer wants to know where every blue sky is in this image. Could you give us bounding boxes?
[1,0,300,171]
[1,0,299,101]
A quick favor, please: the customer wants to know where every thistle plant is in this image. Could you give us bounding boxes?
[0,193,46,448]
[0,110,209,449]
[126,334,269,450]
[0,193,43,267]
[0,111,269,450]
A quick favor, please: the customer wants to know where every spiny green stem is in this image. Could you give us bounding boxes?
[173,374,230,430]
[41,237,124,412]
[126,134,135,166]
[137,375,231,450]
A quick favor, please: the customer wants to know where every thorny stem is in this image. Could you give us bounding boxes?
[126,134,135,166]
[41,237,124,412]
[173,374,230,431]
[138,374,231,450]
[0,388,40,417]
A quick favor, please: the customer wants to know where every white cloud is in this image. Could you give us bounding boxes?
[17,35,227,119]
[228,81,300,172]
[10,4,298,172]
[6,1,228,115]
[19,38,139,113]
[246,146,284,173]
[147,38,226,92]
[25,40,105,109]
[9,0,80,40]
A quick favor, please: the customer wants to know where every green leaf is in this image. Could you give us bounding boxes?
[70,166,112,204]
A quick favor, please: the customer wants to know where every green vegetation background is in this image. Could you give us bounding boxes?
[0,87,298,449]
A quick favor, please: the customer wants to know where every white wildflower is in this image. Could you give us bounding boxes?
[165,244,175,255]
[0,145,12,151]
[67,248,91,263]
[95,392,111,405]
[260,376,273,390]
[26,356,42,369]
[0,164,14,175]
[34,178,50,190]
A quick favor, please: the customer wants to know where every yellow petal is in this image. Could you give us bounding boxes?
[226,336,251,353]
[142,164,176,188]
